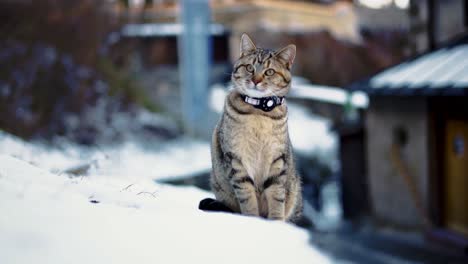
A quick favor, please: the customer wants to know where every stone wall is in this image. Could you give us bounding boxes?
[366,96,429,229]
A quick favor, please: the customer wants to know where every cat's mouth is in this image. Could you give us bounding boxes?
[244,87,271,98]
[242,81,271,97]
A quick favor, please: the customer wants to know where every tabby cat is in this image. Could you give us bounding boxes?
[202,34,302,222]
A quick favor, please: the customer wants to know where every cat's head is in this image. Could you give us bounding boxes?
[231,34,296,98]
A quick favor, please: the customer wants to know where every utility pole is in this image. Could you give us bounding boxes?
[427,0,439,50]
[408,0,430,55]
[178,0,212,138]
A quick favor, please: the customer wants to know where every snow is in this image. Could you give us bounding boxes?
[303,182,342,231]
[287,104,336,159]
[0,132,332,264]
[370,44,468,89]
[290,83,368,109]
[0,76,341,264]
[0,131,211,181]
[121,23,226,37]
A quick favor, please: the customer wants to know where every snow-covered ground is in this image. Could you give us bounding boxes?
[0,131,210,182]
[0,132,333,264]
[0,81,341,264]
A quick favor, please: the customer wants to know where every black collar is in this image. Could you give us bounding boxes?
[240,94,285,112]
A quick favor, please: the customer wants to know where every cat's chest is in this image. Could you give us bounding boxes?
[227,115,286,178]
[232,115,282,146]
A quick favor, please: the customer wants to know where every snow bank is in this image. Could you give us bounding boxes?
[0,155,331,264]
[287,104,336,158]
[0,131,211,181]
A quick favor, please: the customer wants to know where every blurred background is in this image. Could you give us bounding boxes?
[0,0,467,263]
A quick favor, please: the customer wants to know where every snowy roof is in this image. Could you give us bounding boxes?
[290,83,369,108]
[121,23,228,37]
[351,41,468,96]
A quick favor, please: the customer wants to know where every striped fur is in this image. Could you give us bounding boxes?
[210,34,302,222]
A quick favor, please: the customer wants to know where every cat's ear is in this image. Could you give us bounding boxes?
[240,33,256,57]
[275,44,296,69]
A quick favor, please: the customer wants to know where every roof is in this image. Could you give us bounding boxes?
[121,23,228,38]
[351,41,468,96]
[289,82,369,109]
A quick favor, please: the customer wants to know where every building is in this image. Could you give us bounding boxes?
[338,1,468,251]
[347,37,468,250]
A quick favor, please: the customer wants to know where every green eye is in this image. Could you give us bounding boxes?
[265,69,275,76]
[246,64,254,73]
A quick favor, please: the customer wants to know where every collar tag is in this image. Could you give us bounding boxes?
[241,94,285,112]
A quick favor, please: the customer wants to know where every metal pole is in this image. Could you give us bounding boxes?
[178,0,211,137]
[427,0,438,50]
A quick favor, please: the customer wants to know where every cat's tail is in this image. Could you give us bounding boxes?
[199,198,235,213]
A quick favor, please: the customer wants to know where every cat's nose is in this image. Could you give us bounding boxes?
[252,77,262,85]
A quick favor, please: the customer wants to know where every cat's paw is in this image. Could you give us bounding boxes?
[268,215,285,221]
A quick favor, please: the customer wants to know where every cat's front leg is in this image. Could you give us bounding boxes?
[229,157,259,216]
[263,155,288,220]
[263,174,287,220]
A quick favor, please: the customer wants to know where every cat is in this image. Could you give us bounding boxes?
[200,34,302,222]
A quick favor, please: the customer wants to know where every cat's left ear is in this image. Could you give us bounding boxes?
[240,33,256,57]
[275,44,296,70]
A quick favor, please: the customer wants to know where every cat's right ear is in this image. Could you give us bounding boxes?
[240,33,256,57]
